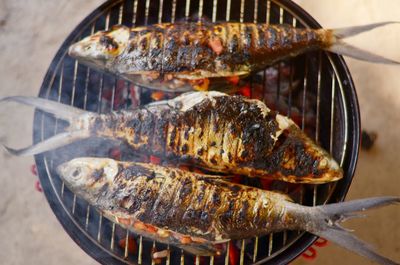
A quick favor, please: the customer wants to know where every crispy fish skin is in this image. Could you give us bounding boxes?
[88,91,341,183]
[69,22,330,80]
[57,157,400,264]
[1,92,341,183]
[58,158,294,251]
[68,22,399,91]
[110,23,330,77]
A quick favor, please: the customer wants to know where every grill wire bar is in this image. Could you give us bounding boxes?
[35,0,357,264]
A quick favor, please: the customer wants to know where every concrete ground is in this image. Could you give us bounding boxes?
[0,0,399,264]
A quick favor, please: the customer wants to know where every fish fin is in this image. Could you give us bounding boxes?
[329,41,400,65]
[196,174,234,182]
[332,21,399,39]
[328,22,400,64]
[123,73,193,92]
[2,131,89,156]
[0,96,95,156]
[146,99,172,107]
[175,71,249,80]
[0,96,87,121]
[307,197,400,265]
[211,239,231,244]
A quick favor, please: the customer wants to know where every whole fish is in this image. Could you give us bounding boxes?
[2,91,341,184]
[68,21,399,91]
[57,157,400,264]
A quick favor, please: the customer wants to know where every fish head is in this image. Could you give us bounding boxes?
[56,157,119,194]
[313,151,343,181]
[68,25,130,69]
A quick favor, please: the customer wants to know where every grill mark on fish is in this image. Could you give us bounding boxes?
[256,24,266,49]
[199,184,216,226]
[177,115,189,157]
[196,185,213,230]
[267,26,278,50]
[87,92,341,183]
[148,30,163,70]
[152,108,168,155]
[69,21,399,90]
[194,106,207,163]
[279,26,290,48]
[218,120,226,160]
[163,181,182,223]
[181,143,188,154]
[137,176,166,221]
[163,110,176,155]
[166,119,175,151]
[174,120,181,155]
[187,113,196,159]
[229,24,240,53]
[134,111,143,145]
[141,107,155,149]
[150,174,176,225]
[203,106,213,163]
[176,32,187,72]
[180,178,199,227]
[222,121,232,164]
[163,27,175,73]
[135,31,150,70]
[239,23,252,61]
[158,26,166,73]
[250,24,259,50]
[190,25,199,71]
[206,111,217,166]
[51,152,398,261]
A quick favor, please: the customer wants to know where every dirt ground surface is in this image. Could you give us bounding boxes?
[0,0,399,264]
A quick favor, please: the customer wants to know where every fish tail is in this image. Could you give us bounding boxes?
[327,21,400,64]
[0,96,87,121]
[306,197,400,265]
[2,131,90,156]
[1,96,92,156]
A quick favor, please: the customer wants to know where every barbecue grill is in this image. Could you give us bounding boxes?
[33,0,360,264]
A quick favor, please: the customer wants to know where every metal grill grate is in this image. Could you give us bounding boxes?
[33,0,360,264]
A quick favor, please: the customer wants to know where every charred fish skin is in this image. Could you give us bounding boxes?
[0,93,340,184]
[70,22,330,80]
[57,157,400,264]
[69,22,399,90]
[88,91,342,184]
[57,157,301,255]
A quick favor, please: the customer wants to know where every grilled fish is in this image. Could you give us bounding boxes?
[68,21,399,91]
[2,92,341,184]
[57,157,400,264]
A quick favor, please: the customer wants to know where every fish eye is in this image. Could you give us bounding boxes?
[99,35,119,51]
[72,168,81,177]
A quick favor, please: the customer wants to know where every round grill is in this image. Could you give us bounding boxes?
[34,0,360,264]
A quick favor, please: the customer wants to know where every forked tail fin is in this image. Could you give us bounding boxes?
[308,197,400,265]
[327,21,400,64]
[3,131,90,156]
[0,96,87,121]
[0,96,93,156]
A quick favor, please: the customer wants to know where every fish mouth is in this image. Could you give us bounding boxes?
[68,43,85,58]
[68,44,107,69]
[56,162,75,184]
[56,162,67,177]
